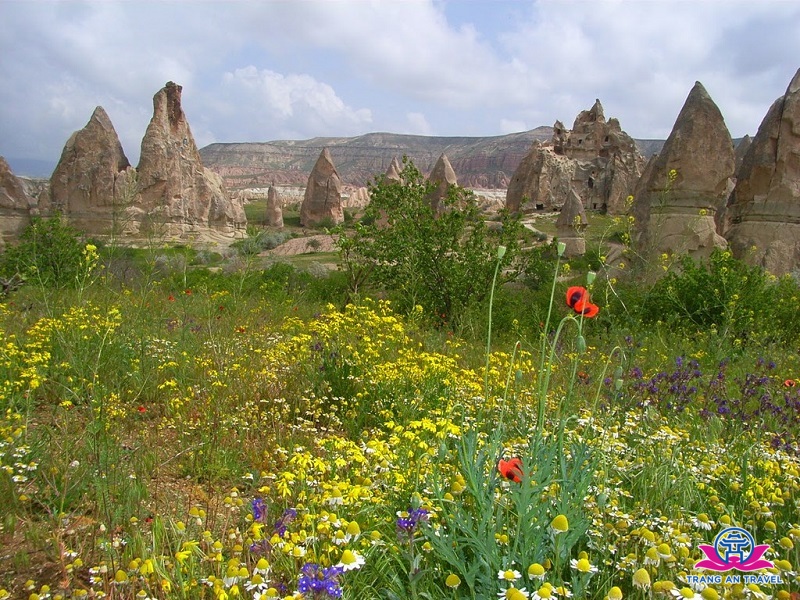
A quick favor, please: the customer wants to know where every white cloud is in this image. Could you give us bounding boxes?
[405,112,433,136]
[499,119,526,134]
[215,66,372,141]
[1,0,799,167]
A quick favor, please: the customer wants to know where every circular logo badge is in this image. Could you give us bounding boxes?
[713,527,755,565]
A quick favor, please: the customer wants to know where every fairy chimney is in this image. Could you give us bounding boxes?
[300,148,344,227]
[631,82,734,261]
[556,189,588,257]
[46,106,135,233]
[723,69,800,275]
[136,81,246,238]
[427,153,458,213]
[266,183,283,228]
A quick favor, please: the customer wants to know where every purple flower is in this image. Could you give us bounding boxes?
[297,563,343,598]
[396,507,429,539]
[274,508,297,536]
[252,498,267,523]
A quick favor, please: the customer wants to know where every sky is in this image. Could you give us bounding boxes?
[1,0,799,171]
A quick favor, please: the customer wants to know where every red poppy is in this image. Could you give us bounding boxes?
[498,457,523,483]
[168,295,175,302]
[784,379,796,387]
[566,286,587,309]
[137,405,146,413]
[566,286,599,318]
[574,299,600,318]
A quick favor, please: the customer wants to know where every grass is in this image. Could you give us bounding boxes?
[0,235,798,600]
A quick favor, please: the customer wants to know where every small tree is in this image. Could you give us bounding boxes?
[0,214,86,288]
[338,158,520,326]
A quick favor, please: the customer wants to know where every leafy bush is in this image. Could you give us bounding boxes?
[231,230,291,255]
[338,158,522,326]
[0,215,86,287]
[639,249,800,343]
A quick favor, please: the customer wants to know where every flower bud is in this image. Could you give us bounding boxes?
[586,271,596,285]
[576,335,586,353]
[557,242,566,257]
[497,245,507,260]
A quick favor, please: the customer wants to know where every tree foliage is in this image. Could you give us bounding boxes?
[338,158,521,326]
[0,214,86,288]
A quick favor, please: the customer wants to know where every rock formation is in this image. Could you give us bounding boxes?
[427,153,458,213]
[384,157,403,182]
[556,189,588,257]
[505,142,574,212]
[506,100,643,215]
[342,186,370,209]
[135,82,246,239]
[300,148,344,227]
[0,156,36,247]
[266,184,283,228]
[723,69,800,275]
[733,135,752,172]
[45,106,135,233]
[631,82,734,261]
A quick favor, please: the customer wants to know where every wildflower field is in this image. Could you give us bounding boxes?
[1,190,800,599]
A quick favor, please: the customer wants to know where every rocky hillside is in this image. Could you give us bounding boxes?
[200,128,666,190]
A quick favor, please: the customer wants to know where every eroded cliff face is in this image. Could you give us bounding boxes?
[200,129,554,190]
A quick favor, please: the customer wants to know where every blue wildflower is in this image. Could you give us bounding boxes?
[297,563,344,598]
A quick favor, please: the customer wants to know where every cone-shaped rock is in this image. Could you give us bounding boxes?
[47,106,135,233]
[385,156,403,182]
[556,189,588,256]
[137,81,246,238]
[724,69,800,275]
[427,153,458,213]
[0,156,36,246]
[266,184,283,228]
[300,148,344,227]
[631,81,734,260]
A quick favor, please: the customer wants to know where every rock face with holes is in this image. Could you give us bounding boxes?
[506,100,644,214]
[0,156,36,247]
[266,184,283,228]
[723,69,800,275]
[135,81,246,239]
[631,81,734,260]
[300,148,344,226]
[427,153,458,213]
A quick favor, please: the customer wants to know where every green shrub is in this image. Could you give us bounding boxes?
[640,249,800,343]
[338,158,521,326]
[0,215,85,287]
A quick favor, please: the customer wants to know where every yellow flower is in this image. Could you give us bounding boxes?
[632,568,651,590]
[445,573,461,588]
[700,587,719,600]
[550,514,569,534]
[605,587,623,600]
[527,563,545,580]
